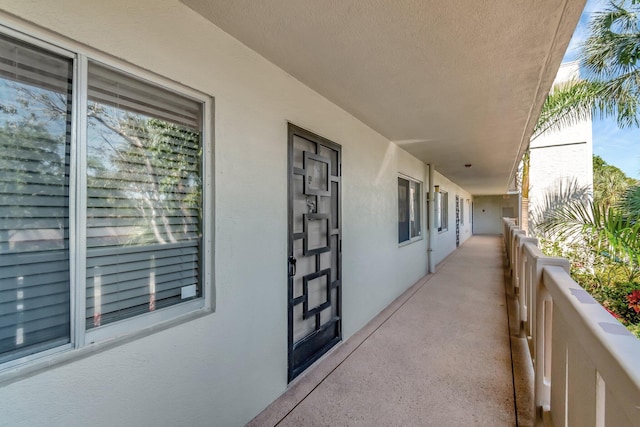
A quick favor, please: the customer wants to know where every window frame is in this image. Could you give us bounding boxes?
[466,199,471,225]
[397,174,423,245]
[437,190,449,232]
[0,24,214,372]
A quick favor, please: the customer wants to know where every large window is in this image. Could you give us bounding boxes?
[0,35,73,364]
[436,190,448,232]
[0,31,211,367]
[398,176,421,244]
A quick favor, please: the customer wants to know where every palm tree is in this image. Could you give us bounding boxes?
[531,1,640,335]
[524,0,640,218]
[531,0,640,141]
[593,155,636,208]
[525,0,640,237]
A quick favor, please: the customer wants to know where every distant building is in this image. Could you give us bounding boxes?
[528,61,594,229]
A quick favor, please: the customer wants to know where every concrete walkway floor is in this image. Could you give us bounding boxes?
[248,236,533,426]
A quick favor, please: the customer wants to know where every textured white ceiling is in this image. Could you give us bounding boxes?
[182,0,585,194]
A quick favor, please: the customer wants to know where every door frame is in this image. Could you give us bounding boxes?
[287,123,342,382]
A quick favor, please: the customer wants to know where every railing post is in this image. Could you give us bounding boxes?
[502,217,640,426]
[503,218,514,266]
[519,239,538,338]
[511,230,526,291]
[533,257,570,418]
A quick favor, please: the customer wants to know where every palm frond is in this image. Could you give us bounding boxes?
[530,177,592,234]
[562,0,640,130]
[537,198,640,265]
[581,1,640,79]
[621,184,640,216]
[533,77,639,141]
[533,80,594,138]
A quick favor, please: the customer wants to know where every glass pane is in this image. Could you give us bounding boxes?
[307,217,328,252]
[307,273,328,312]
[441,192,448,230]
[292,175,305,233]
[307,157,328,193]
[86,62,203,328]
[410,182,421,238]
[398,178,409,243]
[293,136,314,169]
[0,35,72,363]
[436,192,442,230]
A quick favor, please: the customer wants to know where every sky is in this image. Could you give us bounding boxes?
[562,0,640,180]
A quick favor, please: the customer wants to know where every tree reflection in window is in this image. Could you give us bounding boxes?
[84,63,203,327]
[86,105,202,248]
[0,36,72,362]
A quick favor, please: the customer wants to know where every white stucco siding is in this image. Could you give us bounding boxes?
[341,140,429,338]
[528,61,593,222]
[0,1,452,426]
[528,140,593,214]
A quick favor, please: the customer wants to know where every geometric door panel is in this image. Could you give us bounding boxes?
[455,195,460,247]
[288,124,341,382]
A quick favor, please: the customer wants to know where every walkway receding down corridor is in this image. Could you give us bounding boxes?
[248,236,532,426]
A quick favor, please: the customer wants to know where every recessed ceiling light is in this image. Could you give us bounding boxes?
[464,164,472,168]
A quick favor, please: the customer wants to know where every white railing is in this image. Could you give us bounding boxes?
[503,218,640,426]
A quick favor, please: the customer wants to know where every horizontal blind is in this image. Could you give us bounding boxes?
[86,62,203,329]
[0,34,72,363]
[88,64,201,129]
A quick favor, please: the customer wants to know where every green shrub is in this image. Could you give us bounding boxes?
[538,237,640,338]
[594,282,640,324]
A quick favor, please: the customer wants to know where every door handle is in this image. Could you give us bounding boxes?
[288,256,297,277]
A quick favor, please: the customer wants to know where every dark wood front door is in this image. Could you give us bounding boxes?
[287,124,341,382]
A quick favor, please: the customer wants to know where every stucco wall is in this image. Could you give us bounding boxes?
[432,172,473,265]
[528,141,593,215]
[0,1,472,426]
[473,195,519,235]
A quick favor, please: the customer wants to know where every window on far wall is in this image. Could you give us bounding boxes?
[398,176,421,244]
[0,31,211,368]
[436,190,448,232]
